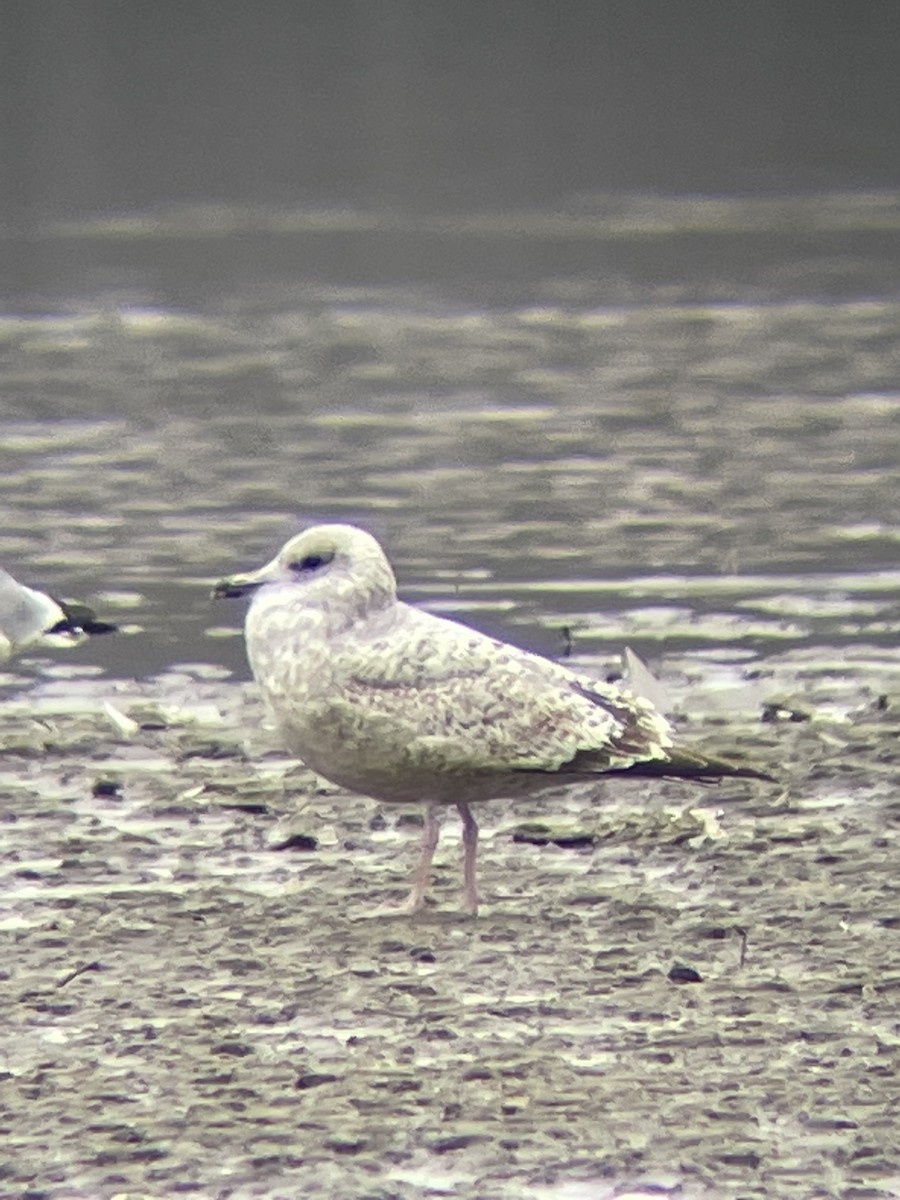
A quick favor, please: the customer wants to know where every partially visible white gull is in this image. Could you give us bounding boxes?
[214,524,771,915]
[0,567,116,663]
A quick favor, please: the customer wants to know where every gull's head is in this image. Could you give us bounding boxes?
[213,524,398,615]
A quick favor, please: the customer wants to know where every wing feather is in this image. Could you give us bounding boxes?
[332,606,672,777]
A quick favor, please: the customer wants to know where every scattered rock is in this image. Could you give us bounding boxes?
[668,963,703,985]
[271,832,319,851]
[92,779,122,797]
[511,822,596,848]
[296,1073,339,1089]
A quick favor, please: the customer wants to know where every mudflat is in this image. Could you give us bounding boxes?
[1,668,896,1200]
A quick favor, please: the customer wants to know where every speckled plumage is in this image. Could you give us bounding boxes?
[215,524,769,913]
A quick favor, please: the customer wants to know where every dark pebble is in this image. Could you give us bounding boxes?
[668,964,703,984]
[324,1138,368,1154]
[212,1042,254,1057]
[430,1134,488,1153]
[272,833,319,852]
[296,1072,339,1089]
[92,780,122,797]
[511,823,595,849]
[396,811,424,828]
[761,702,809,723]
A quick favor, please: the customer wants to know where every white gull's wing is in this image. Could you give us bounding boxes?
[623,645,672,715]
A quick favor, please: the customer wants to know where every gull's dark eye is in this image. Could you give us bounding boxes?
[288,550,334,573]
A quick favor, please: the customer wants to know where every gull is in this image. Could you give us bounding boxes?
[0,567,116,663]
[214,524,771,915]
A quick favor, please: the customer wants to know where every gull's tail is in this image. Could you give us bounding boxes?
[50,599,118,638]
[619,744,776,783]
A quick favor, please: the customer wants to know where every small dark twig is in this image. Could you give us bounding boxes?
[734,926,748,969]
[56,961,102,989]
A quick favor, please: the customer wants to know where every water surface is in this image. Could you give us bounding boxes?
[2,196,900,1200]
[2,198,899,709]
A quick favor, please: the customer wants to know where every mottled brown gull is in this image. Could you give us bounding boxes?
[0,567,116,662]
[214,524,770,914]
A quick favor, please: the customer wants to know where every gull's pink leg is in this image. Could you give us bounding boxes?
[400,803,441,913]
[457,801,480,915]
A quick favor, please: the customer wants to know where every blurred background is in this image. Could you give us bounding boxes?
[5,0,900,218]
[2,0,900,698]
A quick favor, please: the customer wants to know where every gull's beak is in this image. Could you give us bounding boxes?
[212,561,276,600]
[212,573,261,600]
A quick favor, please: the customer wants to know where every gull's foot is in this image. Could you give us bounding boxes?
[350,892,430,920]
[461,882,479,917]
